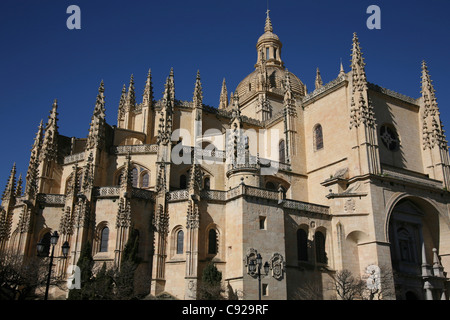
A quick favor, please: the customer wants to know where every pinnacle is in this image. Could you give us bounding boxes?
[315,67,323,90]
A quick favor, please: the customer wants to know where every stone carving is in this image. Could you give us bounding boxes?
[186,201,199,229]
[269,253,285,280]
[245,248,258,277]
[116,198,131,229]
[344,198,356,213]
[153,204,169,235]
[59,206,73,235]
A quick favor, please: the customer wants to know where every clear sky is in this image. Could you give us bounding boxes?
[0,0,449,190]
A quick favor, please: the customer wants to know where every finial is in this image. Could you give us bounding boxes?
[264,9,273,33]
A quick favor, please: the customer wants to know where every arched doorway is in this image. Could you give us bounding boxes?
[387,197,442,300]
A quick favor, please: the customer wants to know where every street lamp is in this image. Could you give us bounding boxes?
[249,253,270,300]
[36,231,70,300]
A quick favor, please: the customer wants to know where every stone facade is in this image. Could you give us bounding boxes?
[1,11,449,300]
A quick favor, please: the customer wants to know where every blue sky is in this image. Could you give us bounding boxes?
[0,0,449,190]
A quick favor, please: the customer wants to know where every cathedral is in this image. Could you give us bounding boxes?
[0,11,449,300]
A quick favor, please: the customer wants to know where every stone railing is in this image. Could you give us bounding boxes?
[111,144,158,155]
[93,186,121,198]
[64,152,85,164]
[243,185,279,201]
[283,199,330,215]
[200,189,227,201]
[37,193,66,205]
[167,189,190,202]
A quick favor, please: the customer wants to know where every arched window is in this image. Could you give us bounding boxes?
[279,140,286,163]
[297,229,308,261]
[208,229,218,255]
[176,230,184,254]
[132,167,138,187]
[315,231,327,264]
[100,227,109,252]
[314,124,324,151]
[180,175,187,189]
[204,177,210,190]
[141,172,149,188]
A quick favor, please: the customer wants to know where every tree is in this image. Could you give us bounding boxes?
[327,266,395,300]
[328,269,366,300]
[113,229,141,299]
[68,241,95,300]
[197,263,224,300]
[91,262,114,300]
[0,252,47,300]
[292,278,324,300]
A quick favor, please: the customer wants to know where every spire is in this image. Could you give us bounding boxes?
[264,9,273,32]
[315,68,323,90]
[421,60,447,149]
[126,74,136,111]
[193,70,203,109]
[143,68,154,107]
[351,32,367,92]
[339,59,345,77]
[2,163,16,202]
[25,120,43,199]
[421,60,439,118]
[169,68,175,102]
[87,80,106,150]
[157,69,175,145]
[30,119,44,160]
[219,78,228,109]
[15,174,23,198]
[349,33,374,129]
[40,99,59,161]
[117,84,127,126]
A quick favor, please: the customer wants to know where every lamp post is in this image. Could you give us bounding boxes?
[36,231,70,300]
[248,253,270,300]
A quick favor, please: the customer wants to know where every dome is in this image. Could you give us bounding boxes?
[235,66,306,102]
[257,31,280,43]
